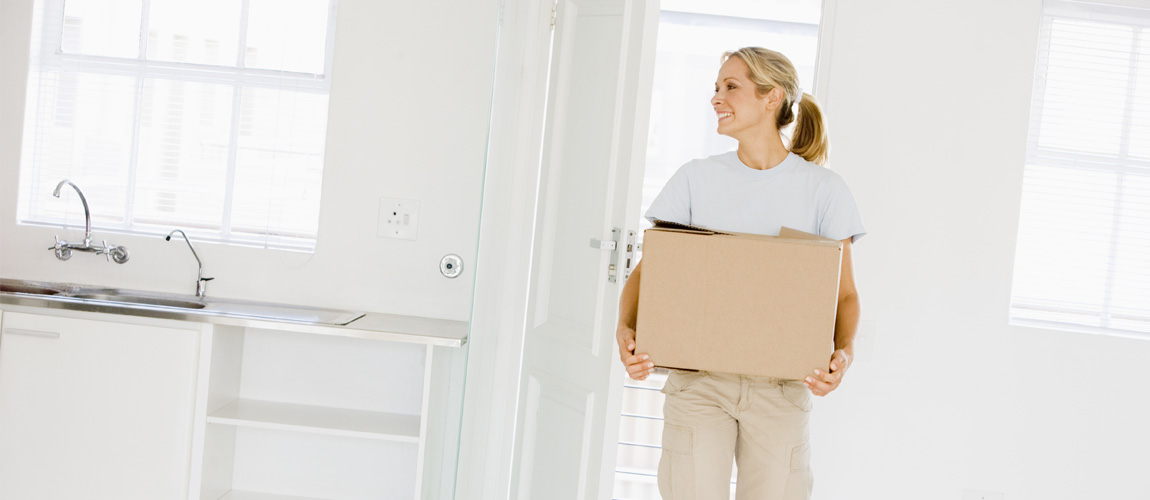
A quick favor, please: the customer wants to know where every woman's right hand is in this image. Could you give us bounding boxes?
[616,324,654,380]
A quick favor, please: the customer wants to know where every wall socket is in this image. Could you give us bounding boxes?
[377,197,419,240]
[963,490,1004,500]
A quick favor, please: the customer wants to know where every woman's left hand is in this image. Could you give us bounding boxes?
[803,349,851,397]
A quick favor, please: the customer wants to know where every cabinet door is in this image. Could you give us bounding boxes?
[0,311,201,500]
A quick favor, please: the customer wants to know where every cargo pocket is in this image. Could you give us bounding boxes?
[661,370,705,395]
[661,423,693,454]
[783,442,814,499]
[658,423,696,499]
[788,442,810,472]
[779,381,813,412]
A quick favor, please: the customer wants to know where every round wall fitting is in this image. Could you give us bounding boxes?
[440,254,463,278]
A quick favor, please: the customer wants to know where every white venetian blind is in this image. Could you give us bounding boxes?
[17,0,336,251]
[1011,0,1150,336]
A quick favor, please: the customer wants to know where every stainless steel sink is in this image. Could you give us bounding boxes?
[0,282,63,295]
[67,291,208,310]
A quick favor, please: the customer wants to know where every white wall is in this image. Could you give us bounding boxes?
[0,0,499,322]
[811,0,1150,499]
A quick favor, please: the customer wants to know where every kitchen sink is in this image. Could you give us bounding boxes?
[67,291,208,310]
[0,282,64,295]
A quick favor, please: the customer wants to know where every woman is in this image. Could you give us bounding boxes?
[615,47,865,500]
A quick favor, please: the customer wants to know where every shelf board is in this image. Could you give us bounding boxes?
[206,399,420,442]
[216,490,326,500]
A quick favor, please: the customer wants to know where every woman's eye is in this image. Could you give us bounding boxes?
[728,85,736,90]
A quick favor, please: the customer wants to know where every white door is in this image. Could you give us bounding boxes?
[510,0,659,498]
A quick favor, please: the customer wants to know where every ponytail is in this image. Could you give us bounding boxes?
[791,92,829,166]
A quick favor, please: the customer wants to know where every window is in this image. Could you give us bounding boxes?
[613,3,823,498]
[1010,0,1150,336]
[17,0,336,251]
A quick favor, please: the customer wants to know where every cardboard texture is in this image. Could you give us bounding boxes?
[635,221,843,380]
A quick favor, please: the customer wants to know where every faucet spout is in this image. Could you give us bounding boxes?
[52,179,92,246]
[166,229,212,298]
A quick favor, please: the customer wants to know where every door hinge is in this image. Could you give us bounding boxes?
[550,1,557,29]
[589,227,636,284]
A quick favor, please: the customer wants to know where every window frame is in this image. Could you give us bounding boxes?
[1009,0,1150,337]
[19,0,338,251]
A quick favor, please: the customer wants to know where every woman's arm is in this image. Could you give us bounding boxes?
[804,238,858,396]
[616,261,654,380]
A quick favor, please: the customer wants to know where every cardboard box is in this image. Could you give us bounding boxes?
[635,221,843,380]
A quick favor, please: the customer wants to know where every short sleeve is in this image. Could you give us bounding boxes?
[644,165,692,225]
[817,173,866,243]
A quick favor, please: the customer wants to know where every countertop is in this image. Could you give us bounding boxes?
[0,282,469,347]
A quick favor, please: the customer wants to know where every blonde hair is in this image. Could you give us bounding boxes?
[722,47,829,165]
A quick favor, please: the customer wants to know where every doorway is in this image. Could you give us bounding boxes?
[611,2,826,498]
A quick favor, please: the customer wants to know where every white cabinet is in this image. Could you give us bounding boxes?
[0,310,203,500]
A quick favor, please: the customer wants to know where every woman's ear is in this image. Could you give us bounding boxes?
[764,87,785,111]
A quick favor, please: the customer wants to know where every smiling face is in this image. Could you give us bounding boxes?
[711,56,783,142]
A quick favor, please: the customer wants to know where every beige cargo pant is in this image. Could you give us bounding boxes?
[658,370,813,500]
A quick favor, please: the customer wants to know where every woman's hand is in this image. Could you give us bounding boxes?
[616,324,654,380]
[803,349,851,397]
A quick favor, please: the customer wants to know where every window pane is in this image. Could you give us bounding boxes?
[231,88,329,239]
[245,0,330,74]
[20,72,136,225]
[231,150,322,239]
[1036,19,1133,155]
[61,0,143,58]
[1130,32,1150,159]
[146,0,242,66]
[1110,174,1150,316]
[1012,165,1118,314]
[134,79,234,229]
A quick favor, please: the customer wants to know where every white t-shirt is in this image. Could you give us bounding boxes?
[645,151,866,242]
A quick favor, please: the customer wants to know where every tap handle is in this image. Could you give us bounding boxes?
[110,246,130,264]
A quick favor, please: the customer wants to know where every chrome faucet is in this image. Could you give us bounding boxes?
[49,179,130,263]
[53,180,92,246]
[165,229,213,298]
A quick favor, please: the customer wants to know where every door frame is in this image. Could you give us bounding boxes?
[455,0,661,497]
[453,0,562,498]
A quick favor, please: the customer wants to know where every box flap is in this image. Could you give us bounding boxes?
[650,219,732,235]
[652,220,837,244]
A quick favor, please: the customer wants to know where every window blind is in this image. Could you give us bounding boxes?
[17,0,336,252]
[1011,0,1150,336]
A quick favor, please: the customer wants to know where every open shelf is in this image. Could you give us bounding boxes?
[207,399,421,442]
